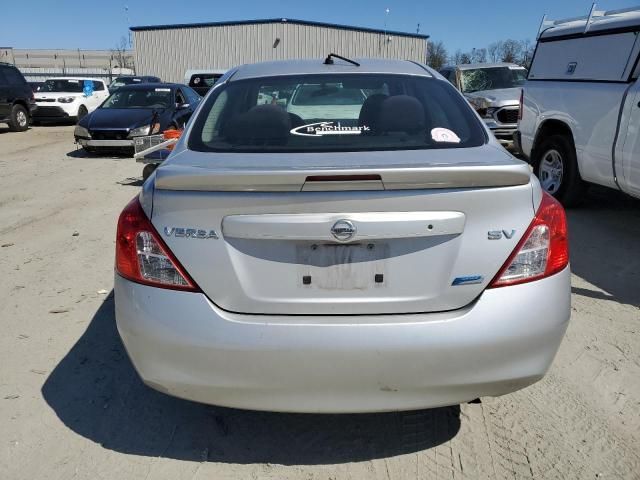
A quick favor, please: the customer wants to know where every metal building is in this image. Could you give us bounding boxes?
[131,18,428,83]
[0,47,134,81]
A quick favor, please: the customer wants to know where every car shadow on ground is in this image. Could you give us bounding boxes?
[41,293,460,465]
[567,187,640,307]
[66,148,133,160]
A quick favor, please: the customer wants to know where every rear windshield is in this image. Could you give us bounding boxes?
[189,74,222,88]
[461,67,527,93]
[188,74,486,153]
[101,88,173,109]
[41,79,86,93]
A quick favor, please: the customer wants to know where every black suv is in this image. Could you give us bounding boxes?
[0,63,36,131]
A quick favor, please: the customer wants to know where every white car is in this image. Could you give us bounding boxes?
[32,77,109,123]
[518,6,640,205]
[114,57,571,413]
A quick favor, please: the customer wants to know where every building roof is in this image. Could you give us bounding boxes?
[130,18,429,40]
[228,58,434,81]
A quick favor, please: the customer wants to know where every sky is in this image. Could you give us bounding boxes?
[2,0,639,54]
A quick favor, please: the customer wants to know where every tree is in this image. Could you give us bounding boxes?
[488,41,503,62]
[426,40,448,71]
[110,36,134,71]
[470,48,487,63]
[519,39,535,68]
[451,50,472,65]
[499,39,522,63]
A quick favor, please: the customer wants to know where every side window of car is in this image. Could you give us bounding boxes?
[176,90,187,105]
[4,67,25,85]
[93,81,105,91]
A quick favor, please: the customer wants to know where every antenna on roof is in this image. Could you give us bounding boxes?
[323,53,360,67]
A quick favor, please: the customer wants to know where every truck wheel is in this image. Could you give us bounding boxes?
[8,104,29,132]
[142,164,158,181]
[533,134,586,207]
[77,106,88,122]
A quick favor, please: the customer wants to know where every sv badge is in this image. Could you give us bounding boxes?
[488,229,516,240]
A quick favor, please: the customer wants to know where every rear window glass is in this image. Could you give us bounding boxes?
[41,79,85,93]
[189,74,222,88]
[189,74,486,153]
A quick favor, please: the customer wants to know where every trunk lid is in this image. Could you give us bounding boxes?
[150,146,535,315]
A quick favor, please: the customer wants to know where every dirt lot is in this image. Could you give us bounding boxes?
[1,125,639,480]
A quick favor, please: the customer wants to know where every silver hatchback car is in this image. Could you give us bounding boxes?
[114,58,570,413]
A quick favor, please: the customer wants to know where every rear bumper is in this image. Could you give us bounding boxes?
[33,105,73,120]
[115,267,571,413]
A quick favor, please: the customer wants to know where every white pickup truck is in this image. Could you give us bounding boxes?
[518,6,640,206]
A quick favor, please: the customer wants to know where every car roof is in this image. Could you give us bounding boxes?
[185,69,227,77]
[453,63,524,71]
[115,83,181,91]
[113,75,158,79]
[47,77,106,82]
[229,58,434,81]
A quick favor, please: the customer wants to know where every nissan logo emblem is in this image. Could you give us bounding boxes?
[330,219,356,242]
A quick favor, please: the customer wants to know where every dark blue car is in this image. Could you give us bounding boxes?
[74,83,200,153]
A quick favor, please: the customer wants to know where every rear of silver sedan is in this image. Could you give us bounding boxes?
[114,59,571,413]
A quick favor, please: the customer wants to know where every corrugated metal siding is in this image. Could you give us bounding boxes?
[134,23,426,82]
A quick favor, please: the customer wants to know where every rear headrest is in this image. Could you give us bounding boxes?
[377,95,426,134]
[225,104,291,145]
[358,93,388,131]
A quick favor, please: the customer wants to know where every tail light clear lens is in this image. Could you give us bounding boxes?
[489,192,568,288]
[116,197,200,291]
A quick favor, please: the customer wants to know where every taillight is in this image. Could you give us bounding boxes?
[115,197,200,291]
[518,89,524,121]
[489,192,568,288]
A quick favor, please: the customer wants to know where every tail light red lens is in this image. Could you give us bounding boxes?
[489,192,568,288]
[116,197,200,291]
[518,89,524,121]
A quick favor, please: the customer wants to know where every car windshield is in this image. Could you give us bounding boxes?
[101,88,173,109]
[41,79,86,93]
[189,74,485,153]
[460,67,527,93]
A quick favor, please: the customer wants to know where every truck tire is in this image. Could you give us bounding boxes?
[8,104,29,132]
[533,134,586,207]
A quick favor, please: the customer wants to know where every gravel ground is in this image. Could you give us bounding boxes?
[1,125,639,480]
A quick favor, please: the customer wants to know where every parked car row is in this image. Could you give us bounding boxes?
[1,66,226,138]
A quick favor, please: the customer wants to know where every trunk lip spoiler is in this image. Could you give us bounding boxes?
[154,164,531,192]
